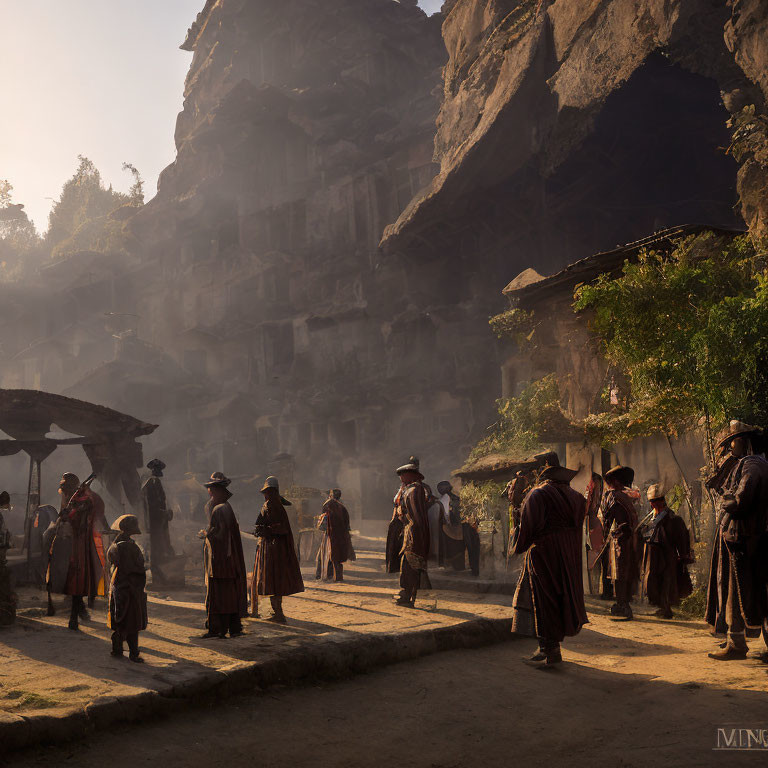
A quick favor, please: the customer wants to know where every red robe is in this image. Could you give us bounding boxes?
[62,488,106,598]
[512,480,588,642]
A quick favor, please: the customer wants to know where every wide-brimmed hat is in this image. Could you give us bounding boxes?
[535,452,578,483]
[605,465,635,488]
[111,514,141,536]
[646,483,665,501]
[396,456,424,479]
[716,420,763,451]
[203,472,231,488]
[147,458,166,473]
[260,475,292,505]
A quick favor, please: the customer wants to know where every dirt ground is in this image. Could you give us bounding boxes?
[10,621,768,768]
[0,550,510,717]
[3,549,768,766]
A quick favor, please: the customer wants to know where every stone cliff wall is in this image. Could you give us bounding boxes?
[120,0,491,516]
[384,0,767,260]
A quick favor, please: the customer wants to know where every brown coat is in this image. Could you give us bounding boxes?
[323,498,351,563]
[512,480,588,642]
[640,509,693,607]
[603,489,640,591]
[706,455,768,632]
[107,534,147,637]
[204,501,248,618]
[253,497,305,597]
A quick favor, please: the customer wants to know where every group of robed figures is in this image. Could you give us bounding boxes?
[506,418,768,665]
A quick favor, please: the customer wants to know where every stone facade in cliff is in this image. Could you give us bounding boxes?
[3,0,767,523]
[117,0,471,517]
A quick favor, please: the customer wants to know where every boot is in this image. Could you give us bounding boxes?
[653,607,674,619]
[68,597,80,631]
[267,596,287,623]
[709,634,748,660]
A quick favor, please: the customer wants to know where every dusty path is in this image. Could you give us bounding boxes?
[10,636,768,768]
[0,550,510,717]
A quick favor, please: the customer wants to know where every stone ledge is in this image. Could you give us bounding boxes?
[0,617,513,757]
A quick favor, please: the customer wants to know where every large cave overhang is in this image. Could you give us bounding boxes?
[381,5,756,268]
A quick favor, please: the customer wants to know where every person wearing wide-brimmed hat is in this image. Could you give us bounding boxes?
[316,488,352,583]
[705,421,768,660]
[199,472,248,638]
[107,514,147,662]
[141,459,175,583]
[386,457,424,575]
[602,464,641,621]
[638,484,693,620]
[393,457,432,608]
[511,452,587,664]
[252,476,304,622]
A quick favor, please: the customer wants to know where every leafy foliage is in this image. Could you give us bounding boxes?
[489,307,535,345]
[458,481,505,523]
[470,375,566,459]
[0,180,42,280]
[45,155,139,258]
[573,233,768,444]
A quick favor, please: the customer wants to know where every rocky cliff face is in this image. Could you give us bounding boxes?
[125,0,490,514]
[28,0,766,518]
[384,0,767,262]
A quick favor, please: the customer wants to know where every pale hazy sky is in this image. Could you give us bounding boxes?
[0,0,444,231]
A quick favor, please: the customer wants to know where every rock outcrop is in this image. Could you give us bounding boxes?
[384,0,767,259]
[125,0,480,514]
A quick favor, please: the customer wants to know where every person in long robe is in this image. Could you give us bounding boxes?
[141,458,175,581]
[436,480,466,571]
[253,476,304,623]
[199,472,247,638]
[639,484,693,619]
[705,421,768,660]
[315,489,351,582]
[602,465,641,620]
[426,484,444,566]
[0,491,13,626]
[394,458,431,607]
[503,472,530,563]
[48,473,106,630]
[511,452,587,665]
[107,514,147,662]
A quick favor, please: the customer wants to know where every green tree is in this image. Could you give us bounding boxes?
[573,232,768,449]
[45,156,139,258]
[0,179,41,279]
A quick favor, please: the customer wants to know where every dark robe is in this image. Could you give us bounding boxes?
[204,501,248,619]
[440,492,466,571]
[141,475,175,565]
[640,508,693,609]
[316,499,352,580]
[107,534,148,638]
[512,480,588,643]
[50,488,106,598]
[399,481,432,597]
[385,486,405,573]
[253,497,305,597]
[705,454,768,635]
[603,489,640,601]
[0,510,13,626]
